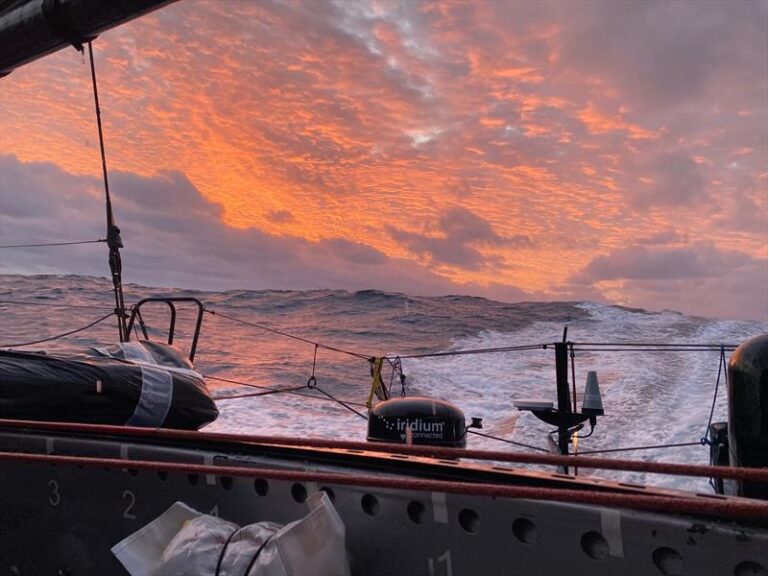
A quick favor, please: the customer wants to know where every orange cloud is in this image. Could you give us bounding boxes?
[1,0,765,319]
[577,103,658,140]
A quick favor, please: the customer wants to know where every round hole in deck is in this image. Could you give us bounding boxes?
[407,501,426,525]
[157,471,168,482]
[361,494,379,516]
[320,487,335,503]
[458,509,479,534]
[187,473,200,486]
[734,560,767,576]
[581,531,609,561]
[652,547,684,575]
[220,476,233,491]
[254,479,269,496]
[291,483,308,503]
[512,518,539,545]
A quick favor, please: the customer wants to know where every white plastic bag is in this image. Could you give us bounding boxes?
[112,492,350,576]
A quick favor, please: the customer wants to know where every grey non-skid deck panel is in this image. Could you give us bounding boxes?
[1,431,766,575]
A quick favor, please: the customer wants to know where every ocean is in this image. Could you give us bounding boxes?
[1,273,766,491]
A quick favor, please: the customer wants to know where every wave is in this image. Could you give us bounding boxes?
[2,272,767,492]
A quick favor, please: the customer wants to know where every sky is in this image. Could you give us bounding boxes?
[0,0,766,321]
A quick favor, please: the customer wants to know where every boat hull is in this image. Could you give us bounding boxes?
[1,424,767,576]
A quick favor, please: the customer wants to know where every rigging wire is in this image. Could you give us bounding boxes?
[307,344,318,388]
[0,312,114,348]
[702,345,727,444]
[87,40,128,342]
[385,340,736,362]
[576,441,702,456]
[0,300,113,311]
[569,342,577,412]
[0,239,106,249]
[570,341,738,348]
[206,374,368,408]
[570,347,736,353]
[386,356,407,397]
[206,374,288,392]
[203,308,370,360]
[467,429,549,453]
[214,385,308,401]
[312,386,369,420]
[393,343,549,360]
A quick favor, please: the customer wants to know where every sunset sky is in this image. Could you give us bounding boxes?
[0,0,766,321]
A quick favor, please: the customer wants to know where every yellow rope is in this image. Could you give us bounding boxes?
[365,357,388,409]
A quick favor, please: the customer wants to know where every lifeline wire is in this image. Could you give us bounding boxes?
[393,343,548,360]
[572,347,736,353]
[576,441,702,456]
[204,308,370,360]
[313,386,369,420]
[467,429,549,453]
[570,341,737,348]
[0,312,114,348]
[206,374,367,408]
[214,385,308,401]
[0,300,113,311]
[0,239,106,249]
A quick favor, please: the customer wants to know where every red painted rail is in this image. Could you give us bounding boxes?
[1,450,767,520]
[1,418,766,482]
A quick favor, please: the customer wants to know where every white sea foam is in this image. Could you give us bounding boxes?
[207,304,766,490]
